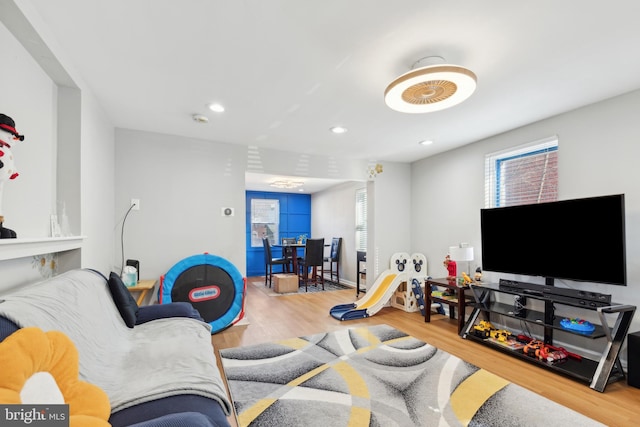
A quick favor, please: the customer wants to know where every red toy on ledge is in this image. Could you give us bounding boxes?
[443,254,457,280]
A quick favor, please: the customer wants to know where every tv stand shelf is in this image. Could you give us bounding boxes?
[473,301,608,339]
[464,332,601,383]
[462,282,635,392]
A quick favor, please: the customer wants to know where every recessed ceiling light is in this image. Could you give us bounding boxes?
[419,139,433,146]
[330,126,347,134]
[208,103,225,113]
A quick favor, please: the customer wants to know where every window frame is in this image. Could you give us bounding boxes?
[485,136,558,208]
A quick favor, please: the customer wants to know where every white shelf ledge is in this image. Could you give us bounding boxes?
[0,236,85,261]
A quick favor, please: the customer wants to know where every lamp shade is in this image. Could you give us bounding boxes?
[449,246,474,262]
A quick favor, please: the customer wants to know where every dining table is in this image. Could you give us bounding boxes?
[274,242,306,273]
[275,241,330,278]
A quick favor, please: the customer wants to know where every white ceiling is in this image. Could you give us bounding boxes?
[22,1,640,192]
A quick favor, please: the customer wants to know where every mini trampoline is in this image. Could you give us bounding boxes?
[160,253,245,334]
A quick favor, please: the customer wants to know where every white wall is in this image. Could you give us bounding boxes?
[311,180,365,284]
[371,162,412,279]
[114,129,247,280]
[79,91,116,272]
[246,145,367,181]
[314,162,414,287]
[0,20,56,237]
[114,129,378,283]
[411,88,640,335]
[0,15,61,292]
[115,126,414,290]
[0,2,116,291]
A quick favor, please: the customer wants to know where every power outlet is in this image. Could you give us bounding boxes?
[131,199,140,210]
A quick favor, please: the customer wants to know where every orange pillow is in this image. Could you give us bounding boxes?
[0,327,111,427]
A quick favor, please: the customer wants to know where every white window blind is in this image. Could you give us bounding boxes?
[355,188,367,251]
[485,136,558,208]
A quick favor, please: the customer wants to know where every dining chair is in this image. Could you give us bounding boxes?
[323,237,342,284]
[262,237,291,287]
[281,237,297,272]
[297,238,325,291]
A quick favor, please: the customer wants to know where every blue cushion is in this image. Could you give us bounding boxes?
[127,412,221,427]
[0,316,20,342]
[108,271,139,328]
[136,302,203,325]
[109,395,230,427]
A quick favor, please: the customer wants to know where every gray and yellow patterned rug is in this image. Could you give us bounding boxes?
[219,324,604,427]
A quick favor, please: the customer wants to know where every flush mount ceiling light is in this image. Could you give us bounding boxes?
[270,180,304,189]
[330,126,348,134]
[192,114,209,123]
[384,56,476,113]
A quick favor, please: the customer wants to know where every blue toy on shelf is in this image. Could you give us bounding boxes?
[560,317,595,334]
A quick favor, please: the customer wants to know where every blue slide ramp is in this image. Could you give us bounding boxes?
[329,303,368,321]
[330,271,402,321]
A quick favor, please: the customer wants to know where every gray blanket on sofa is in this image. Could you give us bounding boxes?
[0,269,231,415]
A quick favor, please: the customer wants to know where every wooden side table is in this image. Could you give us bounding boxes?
[425,277,470,334]
[127,279,156,305]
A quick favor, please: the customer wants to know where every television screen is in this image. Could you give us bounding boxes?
[480,194,626,285]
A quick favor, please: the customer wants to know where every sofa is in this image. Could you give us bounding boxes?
[0,268,232,427]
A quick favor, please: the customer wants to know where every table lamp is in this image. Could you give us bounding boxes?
[449,244,474,276]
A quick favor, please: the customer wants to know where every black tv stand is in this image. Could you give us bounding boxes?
[463,281,636,392]
[498,278,612,307]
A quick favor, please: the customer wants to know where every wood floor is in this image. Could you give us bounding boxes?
[212,278,640,427]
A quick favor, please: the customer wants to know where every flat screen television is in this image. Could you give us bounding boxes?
[480,194,626,286]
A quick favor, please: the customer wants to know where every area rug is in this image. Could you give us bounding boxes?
[219,324,604,427]
[251,279,351,296]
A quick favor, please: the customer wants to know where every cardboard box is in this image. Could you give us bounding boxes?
[274,274,299,293]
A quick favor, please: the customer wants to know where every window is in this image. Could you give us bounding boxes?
[485,136,558,208]
[355,188,367,251]
[250,199,279,247]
